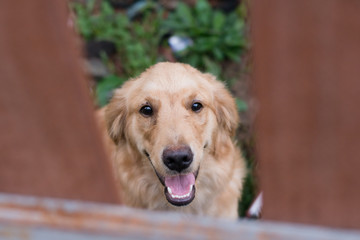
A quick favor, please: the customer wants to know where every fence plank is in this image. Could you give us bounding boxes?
[252,0,360,229]
[0,1,119,203]
[0,193,360,240]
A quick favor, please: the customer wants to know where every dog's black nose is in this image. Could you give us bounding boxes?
[162,145,193,172]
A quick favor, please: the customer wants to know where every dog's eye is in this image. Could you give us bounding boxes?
[140,105,153,117]
[191,102,203,112]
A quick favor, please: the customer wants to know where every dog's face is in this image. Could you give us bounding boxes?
[106,63,238,206]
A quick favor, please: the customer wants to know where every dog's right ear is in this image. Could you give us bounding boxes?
[105,88,127,144]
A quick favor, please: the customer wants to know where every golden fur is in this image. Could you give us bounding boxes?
[100,62,246,219]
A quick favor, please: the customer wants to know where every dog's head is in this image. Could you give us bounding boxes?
[106,62,238,206]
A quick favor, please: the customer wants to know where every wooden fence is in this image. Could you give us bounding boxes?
[252,0,360,229]
[1,193,360,240]
[0,0,119,203]
[0,0,360,238]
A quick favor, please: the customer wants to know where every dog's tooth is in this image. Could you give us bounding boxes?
[169,187,193,199]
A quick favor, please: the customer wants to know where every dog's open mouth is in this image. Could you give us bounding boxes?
[164,173,196,206]
[144,150,198,206]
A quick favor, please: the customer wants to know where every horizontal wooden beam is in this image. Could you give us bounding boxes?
[0,194,359,240]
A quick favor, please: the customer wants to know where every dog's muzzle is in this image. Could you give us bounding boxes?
[145,147,199,206]
[161,145,196,206]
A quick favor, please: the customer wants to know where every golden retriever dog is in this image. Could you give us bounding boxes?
[101,62,246,219]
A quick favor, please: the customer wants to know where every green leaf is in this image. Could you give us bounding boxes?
[225,49,241,61]
[195,0,212,27]
[212,47,224,61]
[96,75,126,106]
[202,56,221,76]
[185,54,200,67]
[101,1,115,16]
[115,14,129,27]
[213,11,225,31]
[236,98,248,112]
[176,3,193,27]
[85,0,96,13]
[195,0,211,13]
[195,37,216,52]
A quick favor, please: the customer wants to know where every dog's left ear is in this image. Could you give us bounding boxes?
[204,74,239,136]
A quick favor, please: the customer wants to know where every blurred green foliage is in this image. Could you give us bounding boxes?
[236,98,248,112]
[161,0,247,77]
[96,74,125,106]
[71,0,163,106]
[238,138,256,217]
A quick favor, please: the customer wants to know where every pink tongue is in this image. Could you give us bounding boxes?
[165,173,195,195]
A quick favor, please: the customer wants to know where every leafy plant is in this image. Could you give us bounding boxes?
[119,10,163,77]
[161,0,247,77]
[71,0,163,106]
[72,0,129,41]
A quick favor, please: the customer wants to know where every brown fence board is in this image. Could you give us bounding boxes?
[252,0,360,229]
[1,193,360,240]
[0,1,119,203]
